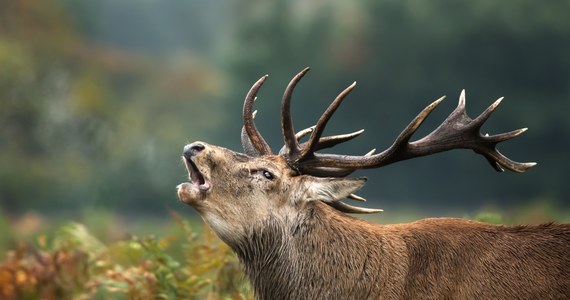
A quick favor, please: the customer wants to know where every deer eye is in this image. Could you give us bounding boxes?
[261,170,274,180]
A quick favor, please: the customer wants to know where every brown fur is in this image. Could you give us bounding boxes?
[177,142,570,299]
[231,202,570,299]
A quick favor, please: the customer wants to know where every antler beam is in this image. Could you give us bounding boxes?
[298,90,536,173]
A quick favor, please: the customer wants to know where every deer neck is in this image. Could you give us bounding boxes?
[229,201,392,299]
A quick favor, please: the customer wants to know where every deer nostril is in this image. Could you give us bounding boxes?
[183,142,205,158]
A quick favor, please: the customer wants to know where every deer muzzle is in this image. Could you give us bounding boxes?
[178,142,211,205]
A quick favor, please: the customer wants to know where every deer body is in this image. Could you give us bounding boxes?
[176,69,567,299]
[231,202,570,299]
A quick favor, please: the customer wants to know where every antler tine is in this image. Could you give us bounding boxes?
[479,147,537,173]
[282,67,311,157]
[243,75,273,156]
[486,127,528,143]
[297,81,357,161]
[279,128,364,155]
[348,193,367,202]
[472,96,503,130]
[325,201,383,214]
[309,129,365,151]
[298,91,536,173]
[295,126,316,140]
[391,95,447,150]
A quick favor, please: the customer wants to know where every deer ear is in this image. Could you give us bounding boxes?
[299,176,367,203]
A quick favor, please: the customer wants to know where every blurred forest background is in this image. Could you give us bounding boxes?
[1,0,569,222]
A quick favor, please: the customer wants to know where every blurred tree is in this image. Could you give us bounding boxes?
[0,0,568,215]
[0,0,225,214]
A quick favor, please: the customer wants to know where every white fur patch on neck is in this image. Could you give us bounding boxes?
[202,212,243,243]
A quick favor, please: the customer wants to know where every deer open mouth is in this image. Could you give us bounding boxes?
[183,157,211,191]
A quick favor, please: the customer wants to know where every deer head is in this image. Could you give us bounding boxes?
[177,67,535,245]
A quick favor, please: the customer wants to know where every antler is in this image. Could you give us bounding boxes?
[241,75,273,156]
[243,69,366,160]
[241,68,536,213]
[297,89,536,173]
[279,68,368,177]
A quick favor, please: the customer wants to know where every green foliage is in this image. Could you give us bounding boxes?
[1,205,569,299]
[0,214,252,300]
[0,0,225,214]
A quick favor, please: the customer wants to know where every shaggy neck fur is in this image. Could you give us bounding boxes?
[228,202,402,299]
[226,202,570,300]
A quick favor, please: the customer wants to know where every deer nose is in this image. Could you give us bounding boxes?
[183,142,205,159]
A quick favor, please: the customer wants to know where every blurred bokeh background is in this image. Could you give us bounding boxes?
[1,0,569,233]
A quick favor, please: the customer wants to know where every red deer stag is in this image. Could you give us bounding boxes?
[177,68,569,299]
